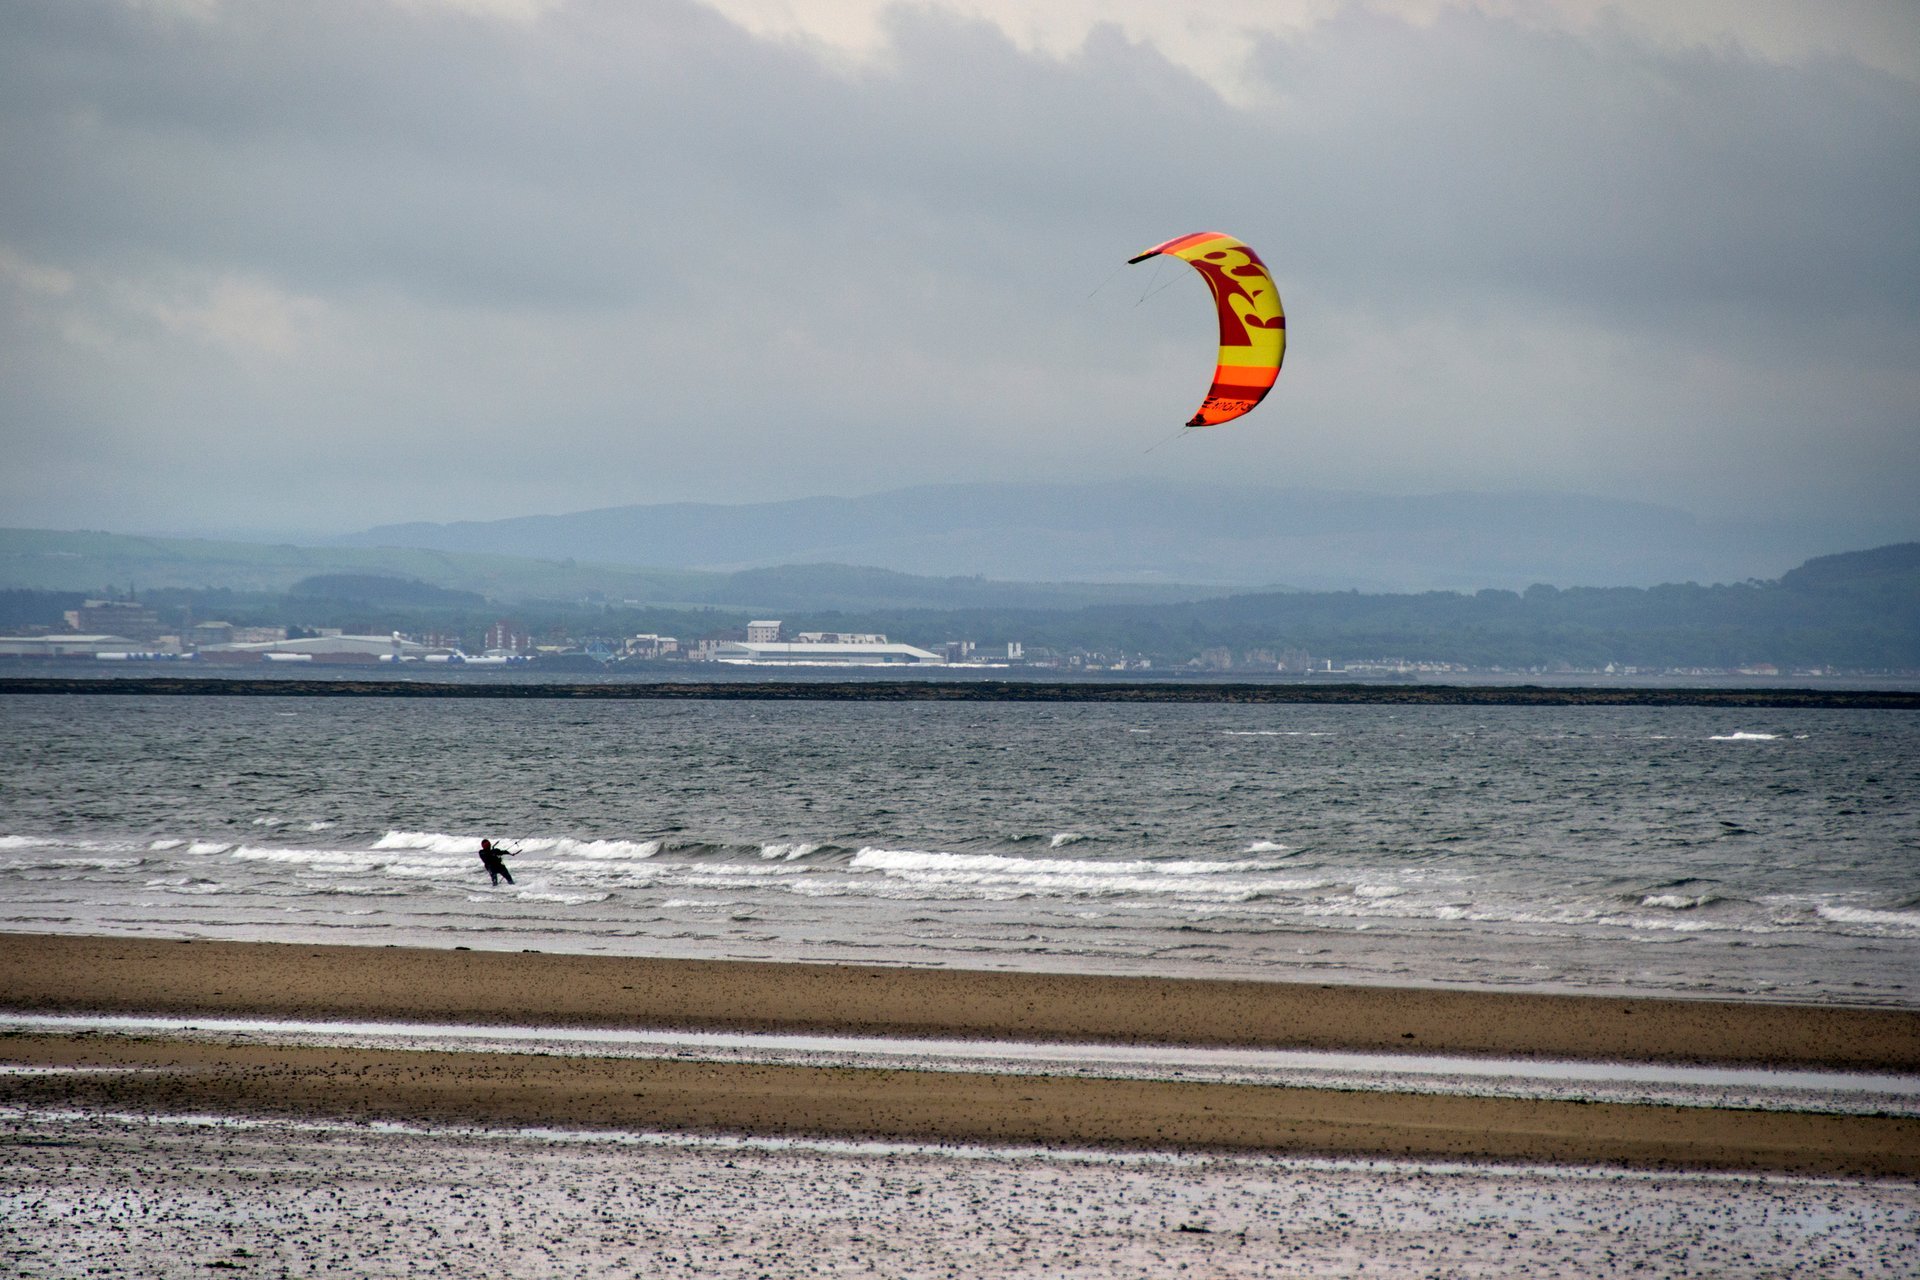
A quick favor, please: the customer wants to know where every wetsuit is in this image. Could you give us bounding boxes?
[478,843,514,886]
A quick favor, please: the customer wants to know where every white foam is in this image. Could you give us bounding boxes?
[373,830,476,855]
[1643,894,1712,910]
[386,862,469,879]
[186,840,231,855]
[759,842,821,860]
[146,838,184,851]
[1709,731,1780,741]
[1245,841,1290,854]
[228,845,367,865]
[852,848,1286,878]
[0,836,39,851]
[541,837,660,861]
[1049,832,1087,849]
[1818,905,1920,931]
[30,856,142,871]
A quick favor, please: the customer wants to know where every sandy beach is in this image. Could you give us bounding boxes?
[4,933,1916,1069]
[4,934,1918,1179]
[6,935,1919,1276]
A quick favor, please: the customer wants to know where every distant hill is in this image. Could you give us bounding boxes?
[334,482,1881,592]
[288,574,488,608]
[0,529,1222,612]
[946,542,1920,670]
[3,531,1911,669]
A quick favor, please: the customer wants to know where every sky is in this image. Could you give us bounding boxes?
[2,0,1917,542]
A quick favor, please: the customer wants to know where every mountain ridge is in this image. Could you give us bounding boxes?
[333,482,1877,592]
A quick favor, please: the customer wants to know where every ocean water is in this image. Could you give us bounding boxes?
[3,694,1916,1005]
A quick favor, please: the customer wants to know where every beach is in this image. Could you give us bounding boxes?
[4,935,1917,1176]
[6,937,1920,1276]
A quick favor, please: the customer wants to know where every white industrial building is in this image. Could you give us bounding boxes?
[0,634,138,658]
[711,628,942,665]
[199,633,447,664]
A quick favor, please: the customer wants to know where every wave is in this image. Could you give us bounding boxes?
[0,835,149,856]
[851,848,1294,878]
[1818,905,1920,932]
[523,837,662,861]
[1048,832,1087,849]
[13,856,145,872]
[230,845,375,866]
[1245,840,1291,854]
[1220,730,1328,737]
[1640,893,1716,910]
[373,830,661,861]
[1709,731,1779,741]
[372,830,477,855]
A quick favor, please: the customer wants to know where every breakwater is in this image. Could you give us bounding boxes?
[3,676,1917,708]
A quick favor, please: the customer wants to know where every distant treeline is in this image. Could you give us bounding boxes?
[4,544,1916,670]
[860,544,1920,669]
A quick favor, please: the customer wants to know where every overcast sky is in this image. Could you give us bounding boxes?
[3,0,1916,540]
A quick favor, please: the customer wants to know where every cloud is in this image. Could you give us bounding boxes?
[1,0,1915,538]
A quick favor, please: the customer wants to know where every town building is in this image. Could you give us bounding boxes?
[484,621,533,655]
[621,633,679,658]
[198,633,447,664]
[63,600,164,642]
[710,631,942,666]
[0,634,138,658]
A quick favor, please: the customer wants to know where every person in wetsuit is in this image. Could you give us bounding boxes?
[477,839,516,886]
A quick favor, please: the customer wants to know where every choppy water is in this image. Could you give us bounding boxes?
[3,695,1916,1004]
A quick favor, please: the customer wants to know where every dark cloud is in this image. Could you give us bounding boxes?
[0,0,1915,537]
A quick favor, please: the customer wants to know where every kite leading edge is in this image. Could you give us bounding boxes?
[1128,231,1285,428]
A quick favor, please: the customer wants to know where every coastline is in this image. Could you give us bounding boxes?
[6,1033,1917,1177]
[4,934,1915,1070]
[4,675,1918,708]
[4,934,1918,1176]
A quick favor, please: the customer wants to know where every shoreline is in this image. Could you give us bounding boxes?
[4,675,1918,707]
[6,936,1919,1175]
[6,1033,1917,1177]
[4,934,1917,1071]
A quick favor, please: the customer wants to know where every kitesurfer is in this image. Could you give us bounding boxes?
[477,838,516,886]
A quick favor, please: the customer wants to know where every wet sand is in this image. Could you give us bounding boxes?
[2,935,1918,1177]
[6,936,1919,1275]
[5,933,1917,1069]
[5,1033,1917,1176]
[5,1109,1916,1280]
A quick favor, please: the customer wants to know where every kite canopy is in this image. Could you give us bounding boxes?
[1129,231,1285,427]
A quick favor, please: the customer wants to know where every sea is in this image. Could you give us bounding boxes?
[5,692,1917,1007]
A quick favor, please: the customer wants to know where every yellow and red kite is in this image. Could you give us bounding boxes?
[1129,231,1285,427]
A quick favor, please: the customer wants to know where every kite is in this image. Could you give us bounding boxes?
[1128,232,1285,427]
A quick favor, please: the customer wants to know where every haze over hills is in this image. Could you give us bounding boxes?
[0,528,1221,612]
[4,538,1914,671]
[334,482,1892,593]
